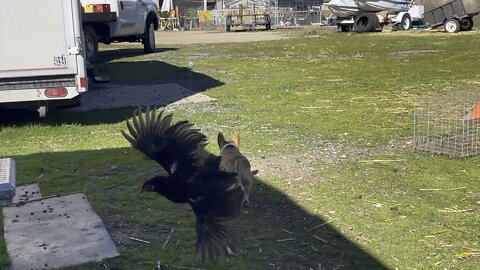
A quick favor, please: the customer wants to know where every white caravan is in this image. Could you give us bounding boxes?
[0,0,87,117]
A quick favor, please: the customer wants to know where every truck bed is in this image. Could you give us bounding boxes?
[82,12,117,23]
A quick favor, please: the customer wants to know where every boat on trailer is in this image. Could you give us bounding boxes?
[327,0,424,32]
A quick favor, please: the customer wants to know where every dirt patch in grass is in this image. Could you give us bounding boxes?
[250,141,370,183]
[155,30,288,45]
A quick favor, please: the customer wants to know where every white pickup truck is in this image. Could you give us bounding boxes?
[80,0,160,62]
[0,0,159,117]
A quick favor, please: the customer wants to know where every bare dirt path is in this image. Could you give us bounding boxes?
[155,29,288,45]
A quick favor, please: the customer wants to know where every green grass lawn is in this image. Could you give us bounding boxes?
[1,26,480,269]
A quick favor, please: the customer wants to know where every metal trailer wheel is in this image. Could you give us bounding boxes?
[459,17,474,31]
[398,13,412,30]
[143,19,156,53]
[444,19,460,33]
[83,26,98,63]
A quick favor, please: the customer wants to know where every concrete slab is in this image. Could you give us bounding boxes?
[3,193,119,269]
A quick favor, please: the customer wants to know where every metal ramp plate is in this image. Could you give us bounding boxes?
[0,158,16,205]
[3,193,120,269]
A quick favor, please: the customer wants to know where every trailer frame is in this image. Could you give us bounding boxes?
[423,0,478,32]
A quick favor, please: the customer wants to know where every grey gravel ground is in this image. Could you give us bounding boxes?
[60,83,215,112]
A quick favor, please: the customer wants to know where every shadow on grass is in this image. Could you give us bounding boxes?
[1,148,388,269]
[94,47,222,92]
[93,59,223,92]
[0,107,135,127]
[97,48,179,63]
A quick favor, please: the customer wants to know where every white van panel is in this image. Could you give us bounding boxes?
[0,0,78,78]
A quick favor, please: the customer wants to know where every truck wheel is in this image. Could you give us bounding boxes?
[354,13,376,33]
[143,19,156,54]
[84,26,98,63]
[398,13,412,30]
[459,17,474,31]
[444,19,460,33]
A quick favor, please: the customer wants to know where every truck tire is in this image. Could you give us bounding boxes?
[444,19,460,33]
[354,13,376,33]
[459,17,474,31]
[398,13,412,30]
[83,26,98,63]
[143,19,156,54]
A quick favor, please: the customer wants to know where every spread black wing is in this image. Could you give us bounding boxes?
[122,107,243,263]
[121,107,207,175]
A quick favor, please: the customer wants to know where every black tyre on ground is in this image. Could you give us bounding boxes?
[398,13,412,30]
[83,26,98,63]
[444,18,460,33]
[143,19,156,54]
[354,13,378,33]
[459,17,474,31]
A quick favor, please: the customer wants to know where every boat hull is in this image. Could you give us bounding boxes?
[327,0,362,17]
[355,0,412,13]
[328,0,414,17]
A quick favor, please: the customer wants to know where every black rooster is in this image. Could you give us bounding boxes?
[122,107,243,263]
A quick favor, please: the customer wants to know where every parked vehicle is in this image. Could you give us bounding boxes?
[420,0,480,32]
[0,0,87,117]
[80,0,160,62]
[328,0,424,32]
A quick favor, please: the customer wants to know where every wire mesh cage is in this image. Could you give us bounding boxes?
[413,90,480,158]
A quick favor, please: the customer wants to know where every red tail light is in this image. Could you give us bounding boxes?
[45,88,68,98]
[80,77,87,88]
